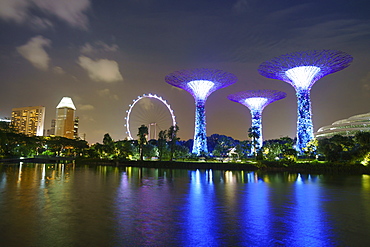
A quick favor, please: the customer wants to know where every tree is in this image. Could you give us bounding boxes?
[103,133,115,157]
[137,125,148,161]
[317,135,355,162]
[354,131,370,165]
[167,125,179,161]
[157,130,168,161]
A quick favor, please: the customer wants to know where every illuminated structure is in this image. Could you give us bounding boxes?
[55,97,76,139]
[125,93,176,140]
[11,106,45,136]
[315,112,370,139]
[258,50,353,153]
[165,68,237,155]
[228,90,286,149]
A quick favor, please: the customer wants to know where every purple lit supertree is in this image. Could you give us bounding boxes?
[228,90,286,150]
[258,50,353,153]
[165,68,237,156]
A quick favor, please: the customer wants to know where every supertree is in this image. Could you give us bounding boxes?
[228,90,286,150]
[165,68,237,155]
[258,50,353,153]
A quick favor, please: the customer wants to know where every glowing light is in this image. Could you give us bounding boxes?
[244,97,269,110]
[187,80,214,100]
[165,68,237,155]
[285,66,321,90]
[228,90,286,150]
[258,50,353,153]
[56,97,76,110]
[125,93,177,140]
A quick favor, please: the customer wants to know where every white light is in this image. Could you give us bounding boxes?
[56,97,76,110]
[285,66,321,90]
[188,80,214,100]
[244,97,268,110]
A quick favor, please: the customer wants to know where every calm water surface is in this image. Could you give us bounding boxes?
[0,163,370,246]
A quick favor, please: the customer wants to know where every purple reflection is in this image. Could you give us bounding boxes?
[289,174,337,245]
[242,176,272,245]
[180,169,223,246]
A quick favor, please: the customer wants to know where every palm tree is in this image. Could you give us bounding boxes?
[158,130,167,161]
[167,125,179,161]
[137,125,148,161]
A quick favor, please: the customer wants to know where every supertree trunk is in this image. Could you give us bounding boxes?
[251,110,263,149]
[193,99,208,155]
[296,89,314,152]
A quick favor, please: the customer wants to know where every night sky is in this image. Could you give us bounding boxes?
[1,0,369,144]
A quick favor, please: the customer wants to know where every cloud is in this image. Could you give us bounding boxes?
[138,97,154,110]
[77,56,123,82]
[0,0,29,23]
[97,89,119,100]
[80,41,119,55]
[232,0,252,14]
[361,72,370,91]
[78,104,95,111]
[52,66,65,74]
[0,0,91,29]
[16,35,51,70]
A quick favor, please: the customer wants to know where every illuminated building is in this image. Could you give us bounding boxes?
[228,90,286,149]
[258,50,353,153]
[55,97,76,139]
[165,68,237,155]
[315,112,370,138]
[11,106,45,136]
[74,117,79,139]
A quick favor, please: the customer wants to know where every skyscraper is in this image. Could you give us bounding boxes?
[11,106,45,136]
[55,97,76,139]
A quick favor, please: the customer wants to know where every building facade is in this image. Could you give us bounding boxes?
[55,97,76,139]
[314,112,370,138]
[11,106,45,136]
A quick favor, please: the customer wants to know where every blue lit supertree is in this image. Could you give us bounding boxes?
[258,50,353,153]
[228,90,286,150]
[165,68,237,155]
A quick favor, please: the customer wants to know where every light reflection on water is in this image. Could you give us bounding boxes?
[0,163,370,246]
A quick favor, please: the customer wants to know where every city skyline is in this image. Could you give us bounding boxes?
[1,0,369,144]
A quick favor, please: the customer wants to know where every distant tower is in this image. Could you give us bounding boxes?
[258,50,353,153]
[74,117,79,139]
[228,90,286,149]
[11,106,45,136]
[165,68,237,155]
[55,97,76,139]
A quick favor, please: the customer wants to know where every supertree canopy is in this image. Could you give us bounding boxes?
[258,50,353,153]
[165,68,237,155]
[228,90,286,150]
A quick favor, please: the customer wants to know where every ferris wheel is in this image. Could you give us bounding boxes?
[125,93,177,140]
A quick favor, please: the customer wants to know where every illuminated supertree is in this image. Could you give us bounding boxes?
[258,50,353,153]
[165,68,237,155]
[228,90,286,150]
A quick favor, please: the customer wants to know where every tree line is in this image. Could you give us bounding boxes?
[1,121,370,165]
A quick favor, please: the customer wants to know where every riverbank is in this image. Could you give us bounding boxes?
[2,157,370,174]
[76,158,370,174]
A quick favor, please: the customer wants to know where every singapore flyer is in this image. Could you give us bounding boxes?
[125,93,177,140]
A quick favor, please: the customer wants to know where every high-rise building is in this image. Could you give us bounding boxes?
[55,97,76,139]
[74,117,79,139]
[11,106,45,136]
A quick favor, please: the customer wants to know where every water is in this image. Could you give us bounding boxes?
[0,163,370,247]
